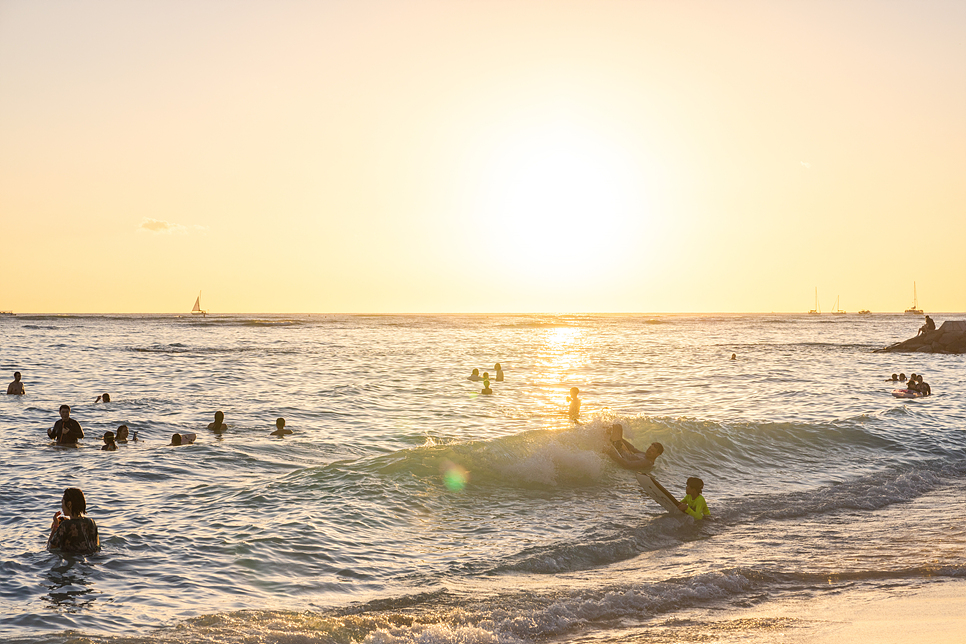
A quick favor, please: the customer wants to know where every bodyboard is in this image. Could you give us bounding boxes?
[892,389,923,399]
[635,472,684,515]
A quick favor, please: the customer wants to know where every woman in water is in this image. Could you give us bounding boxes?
[468,369,481,381]
[48,488,100,554]
[101,431,117,451]
[494,363,504,381]
[567,387,581,421]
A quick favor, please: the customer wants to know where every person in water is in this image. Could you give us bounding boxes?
[48,488,100,554]
[730,353,737,360]
[115,425,135,443]
[95,393,111,403]
[899,373,907,382]
[170,432,197,446]
[567,387,581,421]
[48,405,84,445]
[605,424,664,471]
[6,371,25,395]
[207,411,228,432]
[468,369,482,382]
[101,431,117,451]
[481,375,493,395]
[676,477,710,520]
[270,417,292,436]
[494,363,504,381]
[889,373,899,382]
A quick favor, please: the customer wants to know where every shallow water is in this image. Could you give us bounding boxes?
[1,313,964,643]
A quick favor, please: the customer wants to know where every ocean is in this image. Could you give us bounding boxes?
[1,313,964,643]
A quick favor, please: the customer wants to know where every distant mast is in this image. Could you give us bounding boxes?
[808,287,821,315]
[904,282,923,315]
[191,292,207,317]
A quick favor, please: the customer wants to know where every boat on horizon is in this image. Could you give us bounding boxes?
[904,282,923,315]
[831,296,846,315]
[191,292,208,317]
[858,309,871,315]
[808,287,821,315]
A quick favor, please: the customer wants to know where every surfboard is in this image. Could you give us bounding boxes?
[892,389,924,399]
[635,472,685,515]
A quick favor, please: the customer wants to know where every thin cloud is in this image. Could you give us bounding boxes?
[138,218,207,234]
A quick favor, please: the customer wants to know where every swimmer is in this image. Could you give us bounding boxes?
[47,405,84,445]
[94,393,111,403]
[270,417,293,436]
[207,411,228,432]
[889,373,898,382]
[675,477,710,520]
[6,371,25,395]
[567,387,581,421]
[115,425,130,443]
[48,488,99,554]
[730,353,736,360]
[481,376,493,395]
[899,373,907,382]
[468,369,482,382]
[494,363,504,381]
[170,432,197,446]
[605,424,664,471]
[101,431,117,451]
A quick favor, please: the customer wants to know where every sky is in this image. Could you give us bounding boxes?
[1,0,964,314]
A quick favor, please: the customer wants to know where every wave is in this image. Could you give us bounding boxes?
[35,564,964,644]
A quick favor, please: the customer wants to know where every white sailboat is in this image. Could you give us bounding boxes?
[191,292,207,317]
[831,295,846,315]
[808,287,821,315]
[904,282,923,315]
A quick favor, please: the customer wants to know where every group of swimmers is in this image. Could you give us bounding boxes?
[468,363,503,395]
[6,371,295,450]
[888,372,932,396]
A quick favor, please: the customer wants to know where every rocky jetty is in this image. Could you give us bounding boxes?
[875,320,966,354]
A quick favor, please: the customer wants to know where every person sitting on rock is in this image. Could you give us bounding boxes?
[918,315,936,336]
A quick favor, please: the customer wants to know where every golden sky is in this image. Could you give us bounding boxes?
[1,1,963,313]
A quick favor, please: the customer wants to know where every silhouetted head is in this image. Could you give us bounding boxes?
[609,424,623,440]
[731,353,736,360]
[276,417,285,430]
[101,393,110,402]
[171,433,183,446]
[59,404,70,419]
[214,411,224,423]
[899,373,906,381]
[483,372,489,380]
[13,371,21,381]
[686,477,704,495]
[471,369,479,376]
[103,431,115,445]
[646,442,665,460]
[62,488,87,517]
[116,425,129,440]
[570,387,579,397]
[495,363,502,371]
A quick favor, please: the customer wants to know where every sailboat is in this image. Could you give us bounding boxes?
[831,296,846,315]
[191,292,208,317]
[904,282,923,315]
[808,288,821,315]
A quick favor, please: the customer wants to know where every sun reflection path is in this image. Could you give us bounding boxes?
[533,326,591,419]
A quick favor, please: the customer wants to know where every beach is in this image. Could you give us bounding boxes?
[1,313,963,643]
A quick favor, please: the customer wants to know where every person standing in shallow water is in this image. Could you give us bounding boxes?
[567,387,581,421]
[48,488,100,554]
[48,405,84,445]
[7,371,25,395]
[207,411,228,432]
[494,364,504,381]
